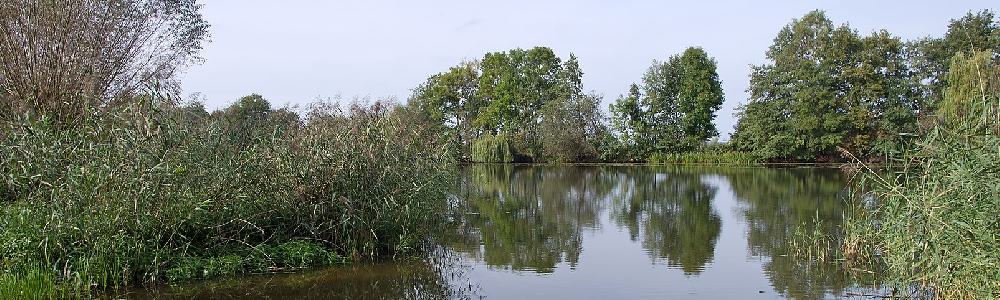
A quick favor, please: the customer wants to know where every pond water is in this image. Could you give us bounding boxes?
[127,165,876,300]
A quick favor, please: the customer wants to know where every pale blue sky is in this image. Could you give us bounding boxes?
[181,0,997,138]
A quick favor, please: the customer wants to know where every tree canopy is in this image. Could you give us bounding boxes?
[730,10,919,160]
[410,47,608,162]
[609,47,725,159]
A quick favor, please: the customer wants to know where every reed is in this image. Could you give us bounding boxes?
[0,96,455,294]
[843,52,1000,298]
[648,151,763,165]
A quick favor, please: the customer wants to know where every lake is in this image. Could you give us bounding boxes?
[126,165,876,299]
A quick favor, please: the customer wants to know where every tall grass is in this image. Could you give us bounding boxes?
[648,150,763,165]
[0,96,454,294]
[843,51,1000,298]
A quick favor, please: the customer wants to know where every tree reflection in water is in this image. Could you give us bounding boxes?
[449,165,722,275]
[608,166,722,275]
[446,165,613,272]
[723,167,865,300]
[449,165,870,300]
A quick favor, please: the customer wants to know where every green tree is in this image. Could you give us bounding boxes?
[938,50,1000,134]
[0,0,210,127]
[675,47,726,149]
[214,94,300,151]
[731,10,918,160]
[609,47,724,159]
[409,61,482,160]
[539,54,608,162]
[910,10,999,109]
[474,47,564,160]
[609,84,648,160]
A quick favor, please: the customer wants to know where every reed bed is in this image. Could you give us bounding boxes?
[0,97,454,296]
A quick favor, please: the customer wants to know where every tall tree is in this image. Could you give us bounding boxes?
[476,47,563,135]
[539,53,608,162]
[609,47,724,158]
[609,84,648,155]
[409,60,482,160]
[731,10,917,160]
[938,50,1000,134]
[474,47,564,160]
[0,0,210,127]
[675,47,726,149]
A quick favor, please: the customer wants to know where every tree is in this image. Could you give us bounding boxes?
[539,54,608,162]
[475,47,563,139]
[414,47,606,162]
[910,10,999,109]
[215,94,300,151]
[609,84,648,159]
[409,60,482,160]
[609,47,724,158]
[675,47,725,149]
[731,10,918,160]
[0,0,210,127]
[938,50,999,134]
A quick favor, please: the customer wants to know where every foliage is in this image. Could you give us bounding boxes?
[731,10,920,161]
[470,133,514,163]
[0,0,210,128]
[909,10,1000,108]
[938,50,1000,133]
[411,48,608,163]
[0,93,454,293]
[609,47,725,160]
[648,150,762,165]
[847,45,1000,299]
[539,91,606,162]
[409,61,482,160]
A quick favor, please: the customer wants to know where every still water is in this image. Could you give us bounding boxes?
[129,165,872,300]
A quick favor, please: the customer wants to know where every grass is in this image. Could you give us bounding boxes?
[648,150,763,165]
[0,96,455,295]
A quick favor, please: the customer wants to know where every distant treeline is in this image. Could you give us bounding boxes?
[410,9,1000,164]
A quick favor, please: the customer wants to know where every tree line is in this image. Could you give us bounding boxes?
[411,9,1000,163]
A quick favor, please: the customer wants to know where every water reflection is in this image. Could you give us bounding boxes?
[447,165,613,272]
[607,167,721,274]
[723,167,858,300]
[449,165,722,275]
[449,166,865,299]
[123,248,481,300]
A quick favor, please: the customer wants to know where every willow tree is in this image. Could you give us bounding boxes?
[0,0,210,127]
[938,50,1000,134]
[910,10,999,109]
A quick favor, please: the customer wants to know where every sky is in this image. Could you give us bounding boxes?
[180,0,997,139]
